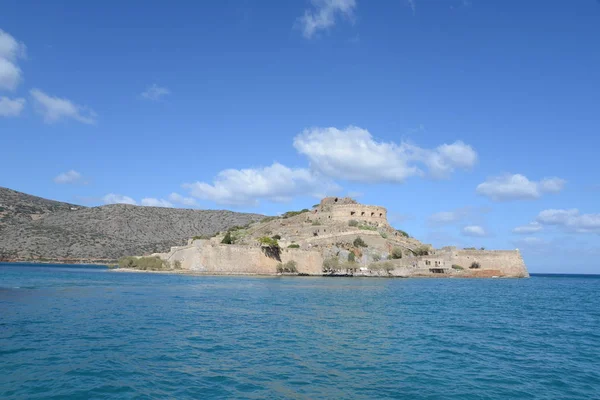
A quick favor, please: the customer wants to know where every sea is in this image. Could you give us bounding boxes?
[1,263,599,399]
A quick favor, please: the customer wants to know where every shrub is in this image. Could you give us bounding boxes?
[221,232,233,244]
[192,235,211,241]
[323,257,340,272]
[348,219,359,227]
[312,204,320,208]
[261,216,278,223]
[173,260,182,269]
[397,230,409,238]
[470,261,481,269]
[276,260,298,273]
[258,236,279,248]
[464,247,477,250]
[348,252,356,263]
[380,231,388,239]
[353,237,368,248]
[372,254,381,262]
[287,244,300,249]
[452,264,463,270]
[413,246,430,256]
[272,234,281,240]
[282,209,309,219]
[391,247,403,259]
[370,261,394,272]
[312,221,321,226]
[358,225,377,231]
[118,256,166,271]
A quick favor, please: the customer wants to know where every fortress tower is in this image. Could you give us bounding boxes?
[312,197,388,226]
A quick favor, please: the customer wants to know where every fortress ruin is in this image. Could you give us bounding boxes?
[138,197,528,278]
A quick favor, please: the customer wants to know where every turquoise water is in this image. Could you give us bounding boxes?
[1,264,599,399]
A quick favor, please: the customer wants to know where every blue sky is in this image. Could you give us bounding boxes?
[1,0,599,273]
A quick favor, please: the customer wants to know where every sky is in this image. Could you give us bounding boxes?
[1,0,599,273]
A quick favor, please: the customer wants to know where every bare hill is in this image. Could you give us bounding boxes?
[0,187,264,262]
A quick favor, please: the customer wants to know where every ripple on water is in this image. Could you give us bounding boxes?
[1,268,600,399]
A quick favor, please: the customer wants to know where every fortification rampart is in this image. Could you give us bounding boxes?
[158,241,323,275]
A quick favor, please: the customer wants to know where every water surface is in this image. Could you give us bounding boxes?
[1,263,599,399]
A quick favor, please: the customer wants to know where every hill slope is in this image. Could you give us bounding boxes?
[0,187,264,262]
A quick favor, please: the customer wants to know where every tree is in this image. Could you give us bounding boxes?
[221,232,233,244]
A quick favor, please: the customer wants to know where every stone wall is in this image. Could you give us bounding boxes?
[158,241,323,275]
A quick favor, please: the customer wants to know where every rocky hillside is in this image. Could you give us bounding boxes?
[0,187,264,262]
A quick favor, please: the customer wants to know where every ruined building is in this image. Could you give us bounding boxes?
[146,197,529,278]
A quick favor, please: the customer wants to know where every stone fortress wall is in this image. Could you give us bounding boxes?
[157,240,323,275]
[145,196,528,278]
[311,197,388,226]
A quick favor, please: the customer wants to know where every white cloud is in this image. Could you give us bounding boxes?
[54,170,85,184]
[461,225,487,237]
[103,194,137,205]
[168,193,198,207]
[298,0,356,39]
[183,162,334,206]
[512,221,543,234]
[0,29,26,91]
[141,198,173,208]
[407,0,416,14]
[537,209,600,233]
[294,126,477,182]
[0,96,25,117]
[141,84,170,101]
[476,174,565,201]
[30,89,97,124]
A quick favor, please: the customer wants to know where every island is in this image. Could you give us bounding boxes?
[118,197,529,278]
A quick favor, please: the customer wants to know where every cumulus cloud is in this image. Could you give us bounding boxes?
[103,194,137,205]
[461,225,487,237]
[0,29,26,91]
[168,193,198,207]
[476,174,565,201]
[141,84,170,101]
[537,209,600,233]
[30,89,97,124]
[54,170,85,184]
[0,96,25,117]
[141,198,173,208]
[183,162,335,206]
[293,126,477,183]
[512,221,543,234]
[298,0,356,38]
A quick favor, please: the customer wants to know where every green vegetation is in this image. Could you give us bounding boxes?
[358,224,377,231]
[173,260,182,269]
[397,230,410,238]
[412,246,430,256]
[258,236,279,248]
[312,221,321,226]
[191,235,212,241]
[276,260,298,273]
[272,234,282,240]
[470,261,481,269]
[353,237,368,248]
[348,252,356,263]
[380,231,388,239]
[452,264,464,270]
[118,256,171,271]
[287,244,300,249]
[464,247,477,250]
[391,247,403,259]
[312,204,320,208]
[221,231,233,244]
[348,219,359,227]
[261,216,278,223]
[371,261,394,272]
[372,254,381,262]
[282,209,309,219]
[323,257,340,272]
